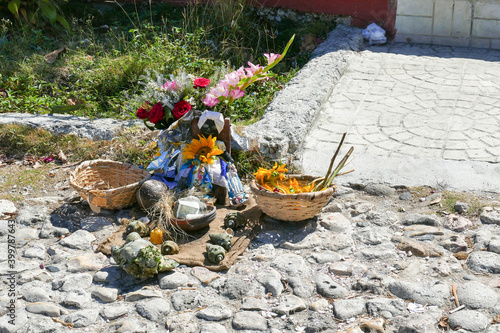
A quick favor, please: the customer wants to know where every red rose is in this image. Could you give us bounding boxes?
[172,100,192,120]
[136,107,149,119]
[193,77,211,89]
[148,103,165,124]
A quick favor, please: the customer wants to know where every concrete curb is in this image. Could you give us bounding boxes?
[0,113,141,140]
[244,25,363,161]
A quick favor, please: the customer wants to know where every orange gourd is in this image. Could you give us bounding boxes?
[150,228,163,244]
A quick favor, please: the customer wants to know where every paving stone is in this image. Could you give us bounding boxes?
[271,254,309,277]
[124,289,162,301]
[232,311,268,331]
[191,266,220,285]
[22,243,46,260]
[481,207,500,225]
[387,280,449,306]
[319,213,351,232]
[256,268,283,297]
[101,305,129,320]
[158,271,189,289]
[448,310,490,332]
[457,281,499,309]
[315,273,349,298]
[63,309,100,328]
[200,323,228,333]
[196,303,232,321]
[467,251,500,274]
[221,278,251,299]
[240,297,270,311]
[92,287,118,303]
[61,290,92,308]
[333,298,367,320]
[26,302,62,316]
[272,295,306,315]
[401,214,441,226]
[289,277,315,298]
[167,313,198,333]
[135,298,171,322]
[489,238,500,254]
[171,290,204,311]
[59,230,96,250]
[15,205,48,225]
[66,253,106,272]
[23,287,51,302]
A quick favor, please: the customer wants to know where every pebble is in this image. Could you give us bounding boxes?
[22,243,46,260]
[355,227,391,245]
[232,311,268,331]
[444,214,473,231]
[366,298,406,318]
[448,310,490,332]
[135,298,171,322]
[66,253,106,272]
[54,273,93,292]
[489,238,500,254]
[454,201,469,213]
[59,229,96,250]
[399,191,413,201]
[307,251,341,264]
[94,266,122,282]
[271,254,309,277]
[310,298,330,312]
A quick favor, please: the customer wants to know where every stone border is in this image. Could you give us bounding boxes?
[244,25,363,161]
[0,113,141,141]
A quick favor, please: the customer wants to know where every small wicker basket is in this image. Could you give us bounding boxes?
[250,175,335,222]
[70,160,151,211]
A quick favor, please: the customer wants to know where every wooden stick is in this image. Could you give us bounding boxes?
[452,284,460,307]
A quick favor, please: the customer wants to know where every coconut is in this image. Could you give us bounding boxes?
[136,180,169,210]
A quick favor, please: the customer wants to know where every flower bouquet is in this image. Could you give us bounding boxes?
[132,35,295,128]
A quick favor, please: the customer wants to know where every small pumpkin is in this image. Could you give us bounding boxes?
[150,228,163,245]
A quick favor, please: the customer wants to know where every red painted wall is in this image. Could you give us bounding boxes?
[249,0,397,36]
[132,0,397,36]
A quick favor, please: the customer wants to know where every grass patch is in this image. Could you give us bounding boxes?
[442,191,487,218]
[0,1,337,123]
[0,124,158,167]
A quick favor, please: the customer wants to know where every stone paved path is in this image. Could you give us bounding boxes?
[302,43,500,192]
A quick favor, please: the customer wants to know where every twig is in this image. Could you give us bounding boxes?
[316,133,346,190]
[50,160,82,171]
[52,317,74,328]
[452,284,460,307]
[449,305,465,313]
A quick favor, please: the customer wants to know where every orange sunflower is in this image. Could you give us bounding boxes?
[182,135,223,164]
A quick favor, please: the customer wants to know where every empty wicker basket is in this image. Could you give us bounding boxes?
[70,160,151,211]
[250,175,335,222]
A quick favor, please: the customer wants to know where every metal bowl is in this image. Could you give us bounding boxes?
[169,205,217,231]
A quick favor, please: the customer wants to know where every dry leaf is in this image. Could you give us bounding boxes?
[58,150,68,164]
[492,315,500,324]
[44,47,67,64]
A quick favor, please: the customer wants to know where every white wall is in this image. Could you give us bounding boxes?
[396,0,500,49]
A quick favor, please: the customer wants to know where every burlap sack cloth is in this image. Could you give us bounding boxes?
[97,196,262,271]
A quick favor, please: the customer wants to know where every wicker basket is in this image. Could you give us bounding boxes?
[250,175,335,222]
[70,160,151,211]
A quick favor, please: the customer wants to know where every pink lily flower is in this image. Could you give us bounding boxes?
[229,88,245,99]
[224,72,241,87]
[162,80,178,91]
[246,62,263,76]
[202,94,219,107]
[264,53,281,65]
[235,66,247,79]
[212,81,230,98]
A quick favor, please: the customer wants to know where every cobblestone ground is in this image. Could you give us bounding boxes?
[302,43,500,190]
